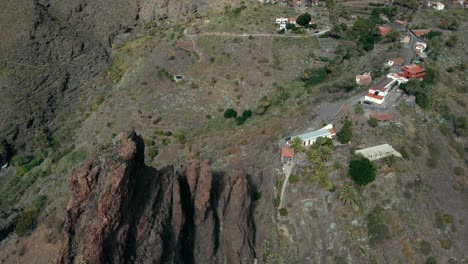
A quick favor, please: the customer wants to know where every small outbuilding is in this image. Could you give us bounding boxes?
[281,147,295,164]
[173,75,184,82]
[356,144,402,161]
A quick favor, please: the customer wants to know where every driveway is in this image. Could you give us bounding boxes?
[315,90,368,121]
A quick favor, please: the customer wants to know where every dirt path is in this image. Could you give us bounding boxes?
[278,163,293,209]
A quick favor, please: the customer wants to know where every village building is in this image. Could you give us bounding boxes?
[411,29,431,38]
[387,72,409,84]
[379,26,392,37]
[385,57,405,68]
[364,77,396,104]
[403,64,426,80]
[355,144,402,161]
[276,17,289,24]
[400,35,411,44]
[290,124,336,147]
[428,1,445,10]
[414,42,427,54]
[173,75,184,82]
[356,73,372,86]
[281,147,295,164]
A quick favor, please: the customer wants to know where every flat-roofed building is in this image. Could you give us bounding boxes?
[356,144,402,161]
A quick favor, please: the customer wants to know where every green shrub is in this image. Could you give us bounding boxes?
[454,166,465,176]
[289,174,300,184]
[242,109,252,119]
[173,133,186,144]
[400,146,410,160]
[224,108,238,119]
[54,147,88,174]
[349,154,377,186]
[148,147,159,158]
[337,120,353,144]
[417,240,432,256]
[144,138,155,146]
[15,196,47,236]
[253,191,262,201]
[425,256,438,264]
[367,205,390,245]
[279,208,288,216]
[368,118,379,127]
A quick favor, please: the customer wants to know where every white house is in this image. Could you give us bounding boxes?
[428,1,445,10]
[364,77,396,105]
[414,42,427,54]
[276,17,289,24]
[387,73,409,85]
[356,144,402,161]
[290,124,336,147]
[279,23,287,30]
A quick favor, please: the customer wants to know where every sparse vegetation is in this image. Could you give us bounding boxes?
[368,118,378,127]
[15,195,47,236]
[367,205,390,245]
[337,120,353,144]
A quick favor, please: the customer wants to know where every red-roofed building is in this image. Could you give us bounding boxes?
[403,64,426,79]
[411,29,431,38]
[364,77,396,104]
[281,147,295,164]
[289,17,297,25]
[356,73,372,86]
[379,26,392,37]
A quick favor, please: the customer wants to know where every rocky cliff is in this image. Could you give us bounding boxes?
[58,131,256,264]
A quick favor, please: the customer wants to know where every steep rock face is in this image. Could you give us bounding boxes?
[58,131,255,264]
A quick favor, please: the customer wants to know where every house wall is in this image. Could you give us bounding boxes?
[365,95,384,104]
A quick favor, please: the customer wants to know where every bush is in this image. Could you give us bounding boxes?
[367,205,390,245]
[368,118,379,127]
[454,166,465,176]
[277,28,285,34]
[279,208,288,216]
[15,196,47,236]
[253,191,262,201]
[349,155,377,186]
[400,146,410,160]
[418,240,432,256]
[148,147,158,158]
[337,120,353,144]
[224,108,238,119]
[235,116,247,126]
[289,174,300,184]
[242,109,252,119]
[425,256,438,264]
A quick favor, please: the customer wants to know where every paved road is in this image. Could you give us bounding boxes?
[401,29,418,64]
[315,90,368,121]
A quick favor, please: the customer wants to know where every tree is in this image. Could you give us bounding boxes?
[290,137,305,153]
[454,116,467,137]
[349,154,377,186]
[338,184,359,207]
[296,13,312,26]
[337,120,353,144]
[242,109,252,119]
[224,108,237,119]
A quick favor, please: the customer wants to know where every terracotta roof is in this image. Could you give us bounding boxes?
[412,29,430,37]
[366,93,384,100]
[328,128,336,135]
[281,147,295,158]
[379,26,392,37]
[395,20,408,25]
[404,64,425,74]
[370,112,392,121]
[356,74,372,85]
[392,57,405,65]
[290,18,296,22]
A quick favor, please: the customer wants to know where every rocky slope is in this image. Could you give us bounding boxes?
[58,131,256,264]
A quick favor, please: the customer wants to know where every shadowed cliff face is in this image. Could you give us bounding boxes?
[58,131,255,264]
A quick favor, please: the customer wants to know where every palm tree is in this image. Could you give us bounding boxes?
[290,137,305,153]
[338,184,359,207]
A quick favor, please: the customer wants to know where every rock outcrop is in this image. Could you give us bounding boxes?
[58,131,255,264]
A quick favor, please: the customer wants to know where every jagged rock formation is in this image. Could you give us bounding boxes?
[58,131,255,264]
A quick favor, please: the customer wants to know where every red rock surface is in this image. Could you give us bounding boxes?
[58,131,255,264]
